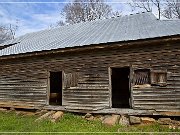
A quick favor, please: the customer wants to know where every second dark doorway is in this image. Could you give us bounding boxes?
[111,67,131,108]
[49,71,62,105]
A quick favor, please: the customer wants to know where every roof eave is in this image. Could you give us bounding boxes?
[0,34,180,60]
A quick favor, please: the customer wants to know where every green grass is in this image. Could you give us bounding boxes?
[0,111,179,134]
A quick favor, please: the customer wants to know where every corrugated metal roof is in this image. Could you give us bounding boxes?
[0,12,180,56]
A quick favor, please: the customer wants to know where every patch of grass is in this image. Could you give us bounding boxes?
[0,111,179,134]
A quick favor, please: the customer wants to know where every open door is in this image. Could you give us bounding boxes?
[49,71,62,105]
[111,67,131,108]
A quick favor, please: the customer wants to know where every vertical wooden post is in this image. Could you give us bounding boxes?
[47,71,50,105]
[108,67,112,108]
[130,66,134,109]
[62,71,64,106]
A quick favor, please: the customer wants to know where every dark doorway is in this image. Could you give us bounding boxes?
[111,67,131,108]
[49,71,62,105]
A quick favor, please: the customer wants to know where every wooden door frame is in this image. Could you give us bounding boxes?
[47,70,64,106]
[108,66,133,108]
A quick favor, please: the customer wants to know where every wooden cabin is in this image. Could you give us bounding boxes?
[0,12,180,116]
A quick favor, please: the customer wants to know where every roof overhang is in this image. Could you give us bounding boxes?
[0,35,180,60]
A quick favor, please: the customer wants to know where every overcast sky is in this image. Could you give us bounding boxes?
[0,0,160,37]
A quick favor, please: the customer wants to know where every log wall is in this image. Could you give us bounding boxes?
[0,41,179,112]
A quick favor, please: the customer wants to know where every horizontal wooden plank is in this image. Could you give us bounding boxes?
[134,101,180,105]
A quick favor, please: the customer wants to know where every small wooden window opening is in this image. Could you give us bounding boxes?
[64,72,79,88]
[134,69,167,87]
[134,69,150,85]
[151,71,167,86]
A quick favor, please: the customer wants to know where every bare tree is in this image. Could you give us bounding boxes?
[49,20,66,29]
[61,0,112,24]
[111,11,122,18]
[56,20,66,26]
[0,24,18,43]
[162,0,180,19]
[0,26,11,43]
[129,0,162,19]
[152,0,161,19]
[129,0,153,12]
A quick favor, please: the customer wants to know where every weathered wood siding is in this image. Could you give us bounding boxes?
[0,41,179,112]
